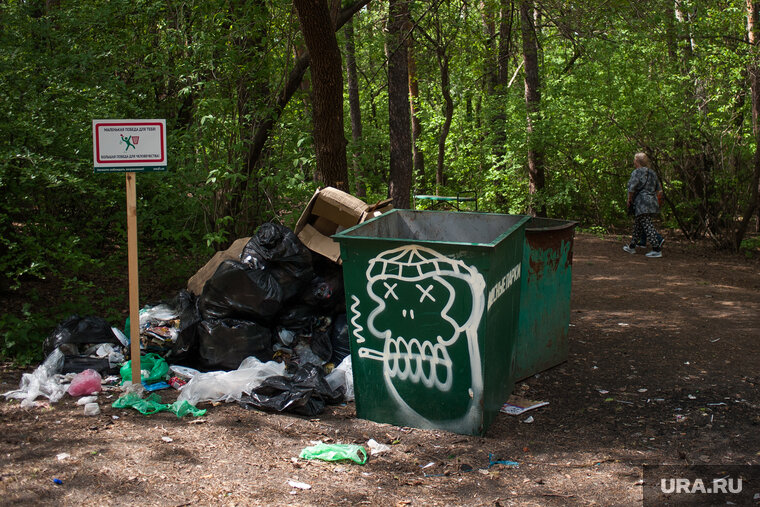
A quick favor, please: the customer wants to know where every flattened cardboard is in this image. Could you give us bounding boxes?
[187,236,250,295]
[311,187,368,228]
[312,216,338,236]
[297,224,342,264]
[294,187,393,264]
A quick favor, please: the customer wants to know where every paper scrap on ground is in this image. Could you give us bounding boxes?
[500,396,549,415]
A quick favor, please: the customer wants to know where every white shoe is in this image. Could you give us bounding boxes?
[623,245,636,254]
[645,250,662,258]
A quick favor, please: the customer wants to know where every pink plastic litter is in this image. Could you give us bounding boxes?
[68,369,103,396]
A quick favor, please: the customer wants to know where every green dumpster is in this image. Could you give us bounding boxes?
[514,217,577,381]
[334,209,530,435]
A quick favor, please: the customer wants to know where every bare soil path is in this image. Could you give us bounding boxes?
[2,232,759,506]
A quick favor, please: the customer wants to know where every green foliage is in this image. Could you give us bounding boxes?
[2,0,759,363]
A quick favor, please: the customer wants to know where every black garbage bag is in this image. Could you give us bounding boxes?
[238,363,344,416]
[166,290,201,363]
[43,315,122,357]
[309,316,333,363]
[278,305,317,331]
[198,318,274,370]
[61,356,112,375]
[330,313,350,364]
[309,254,346,313]
[199,260,283,322]
[240,223,313,303]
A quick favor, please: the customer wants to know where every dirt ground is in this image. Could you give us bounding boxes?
[1,232,759,506]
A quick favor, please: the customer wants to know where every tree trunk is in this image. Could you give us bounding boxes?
[344,18,366,197]
[520,0,545,216]
[293,0,349,192]
[386,0,413,208]
[405,15,424,189]
[243,1,370,186]
[436,48,453,191]
[737,0,760,248]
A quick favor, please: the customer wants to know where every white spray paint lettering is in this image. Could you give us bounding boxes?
[487,264,521,310]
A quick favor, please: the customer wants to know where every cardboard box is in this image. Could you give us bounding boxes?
[295,187,392,264]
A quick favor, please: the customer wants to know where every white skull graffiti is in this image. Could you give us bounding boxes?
[354,245,486,430]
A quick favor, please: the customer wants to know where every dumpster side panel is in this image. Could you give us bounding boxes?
[481,228,525,430]
[514,225,575,380]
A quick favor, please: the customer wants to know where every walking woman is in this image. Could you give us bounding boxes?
[624,152,665,258]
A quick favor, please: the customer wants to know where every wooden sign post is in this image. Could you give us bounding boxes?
[92,119,167,387]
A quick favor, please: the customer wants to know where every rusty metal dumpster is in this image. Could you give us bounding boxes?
[513,217,577,381]
[333,209,529,435]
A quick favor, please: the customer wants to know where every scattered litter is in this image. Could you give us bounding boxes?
[597,390,609,394]
[592,366,599,370]
[675,414,687,422]
[112,415,119,420]
[367,439,391,456]
[421,462,436,469]
[53,478,63,485]
[617,323,629,327]
[710,338,720,343]
[76,396,98,406]
[684,361,690,365]
[688,394,696,400]
[500,396,548,415]
[112,392,206,418]
[161,436,173,443]
[144,381,170,392]
[523,416,534,424]
[83,403,100,416]
[487,453,518,469]
[617,400,634,405]
[2,349,66,407]
[604,397,614,402]
[288,480,311,490]
[56,453,70,461]
[706,402,727,406]
[299,443,367,465]
[753,493,760,500]
[68,369,102,396]
[637,388,648,393]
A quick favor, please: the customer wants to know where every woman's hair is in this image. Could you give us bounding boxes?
[634,152,650,167]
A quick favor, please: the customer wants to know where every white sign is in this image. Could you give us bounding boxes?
[92,119,167,172]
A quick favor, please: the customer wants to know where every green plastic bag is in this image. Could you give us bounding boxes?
[299,443,368,465]
[120,353,169,385]
[112,392,206,418]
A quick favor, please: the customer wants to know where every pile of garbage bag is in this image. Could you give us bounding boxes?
[4,221,354,418]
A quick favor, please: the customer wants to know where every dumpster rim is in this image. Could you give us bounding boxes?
[525,218,579,233]
[333,209,531,248]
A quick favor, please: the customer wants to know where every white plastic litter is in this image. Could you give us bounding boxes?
[177,356,287,405]
[56,453,71,461]
[3,349,66,407]
[326,355,354,402]
[139,304,178,326]
[288,480,311,490]
[76,396,98,406]
[111,327,129,347]
[83,403,100,416]
[168,365,201,381]
[367,439,391,456]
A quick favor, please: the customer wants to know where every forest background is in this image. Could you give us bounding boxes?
[1,0,760,363]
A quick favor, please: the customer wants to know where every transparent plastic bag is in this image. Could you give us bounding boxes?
[176,356,287,405]
[3,349,66,407]
[326,355,353,402]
